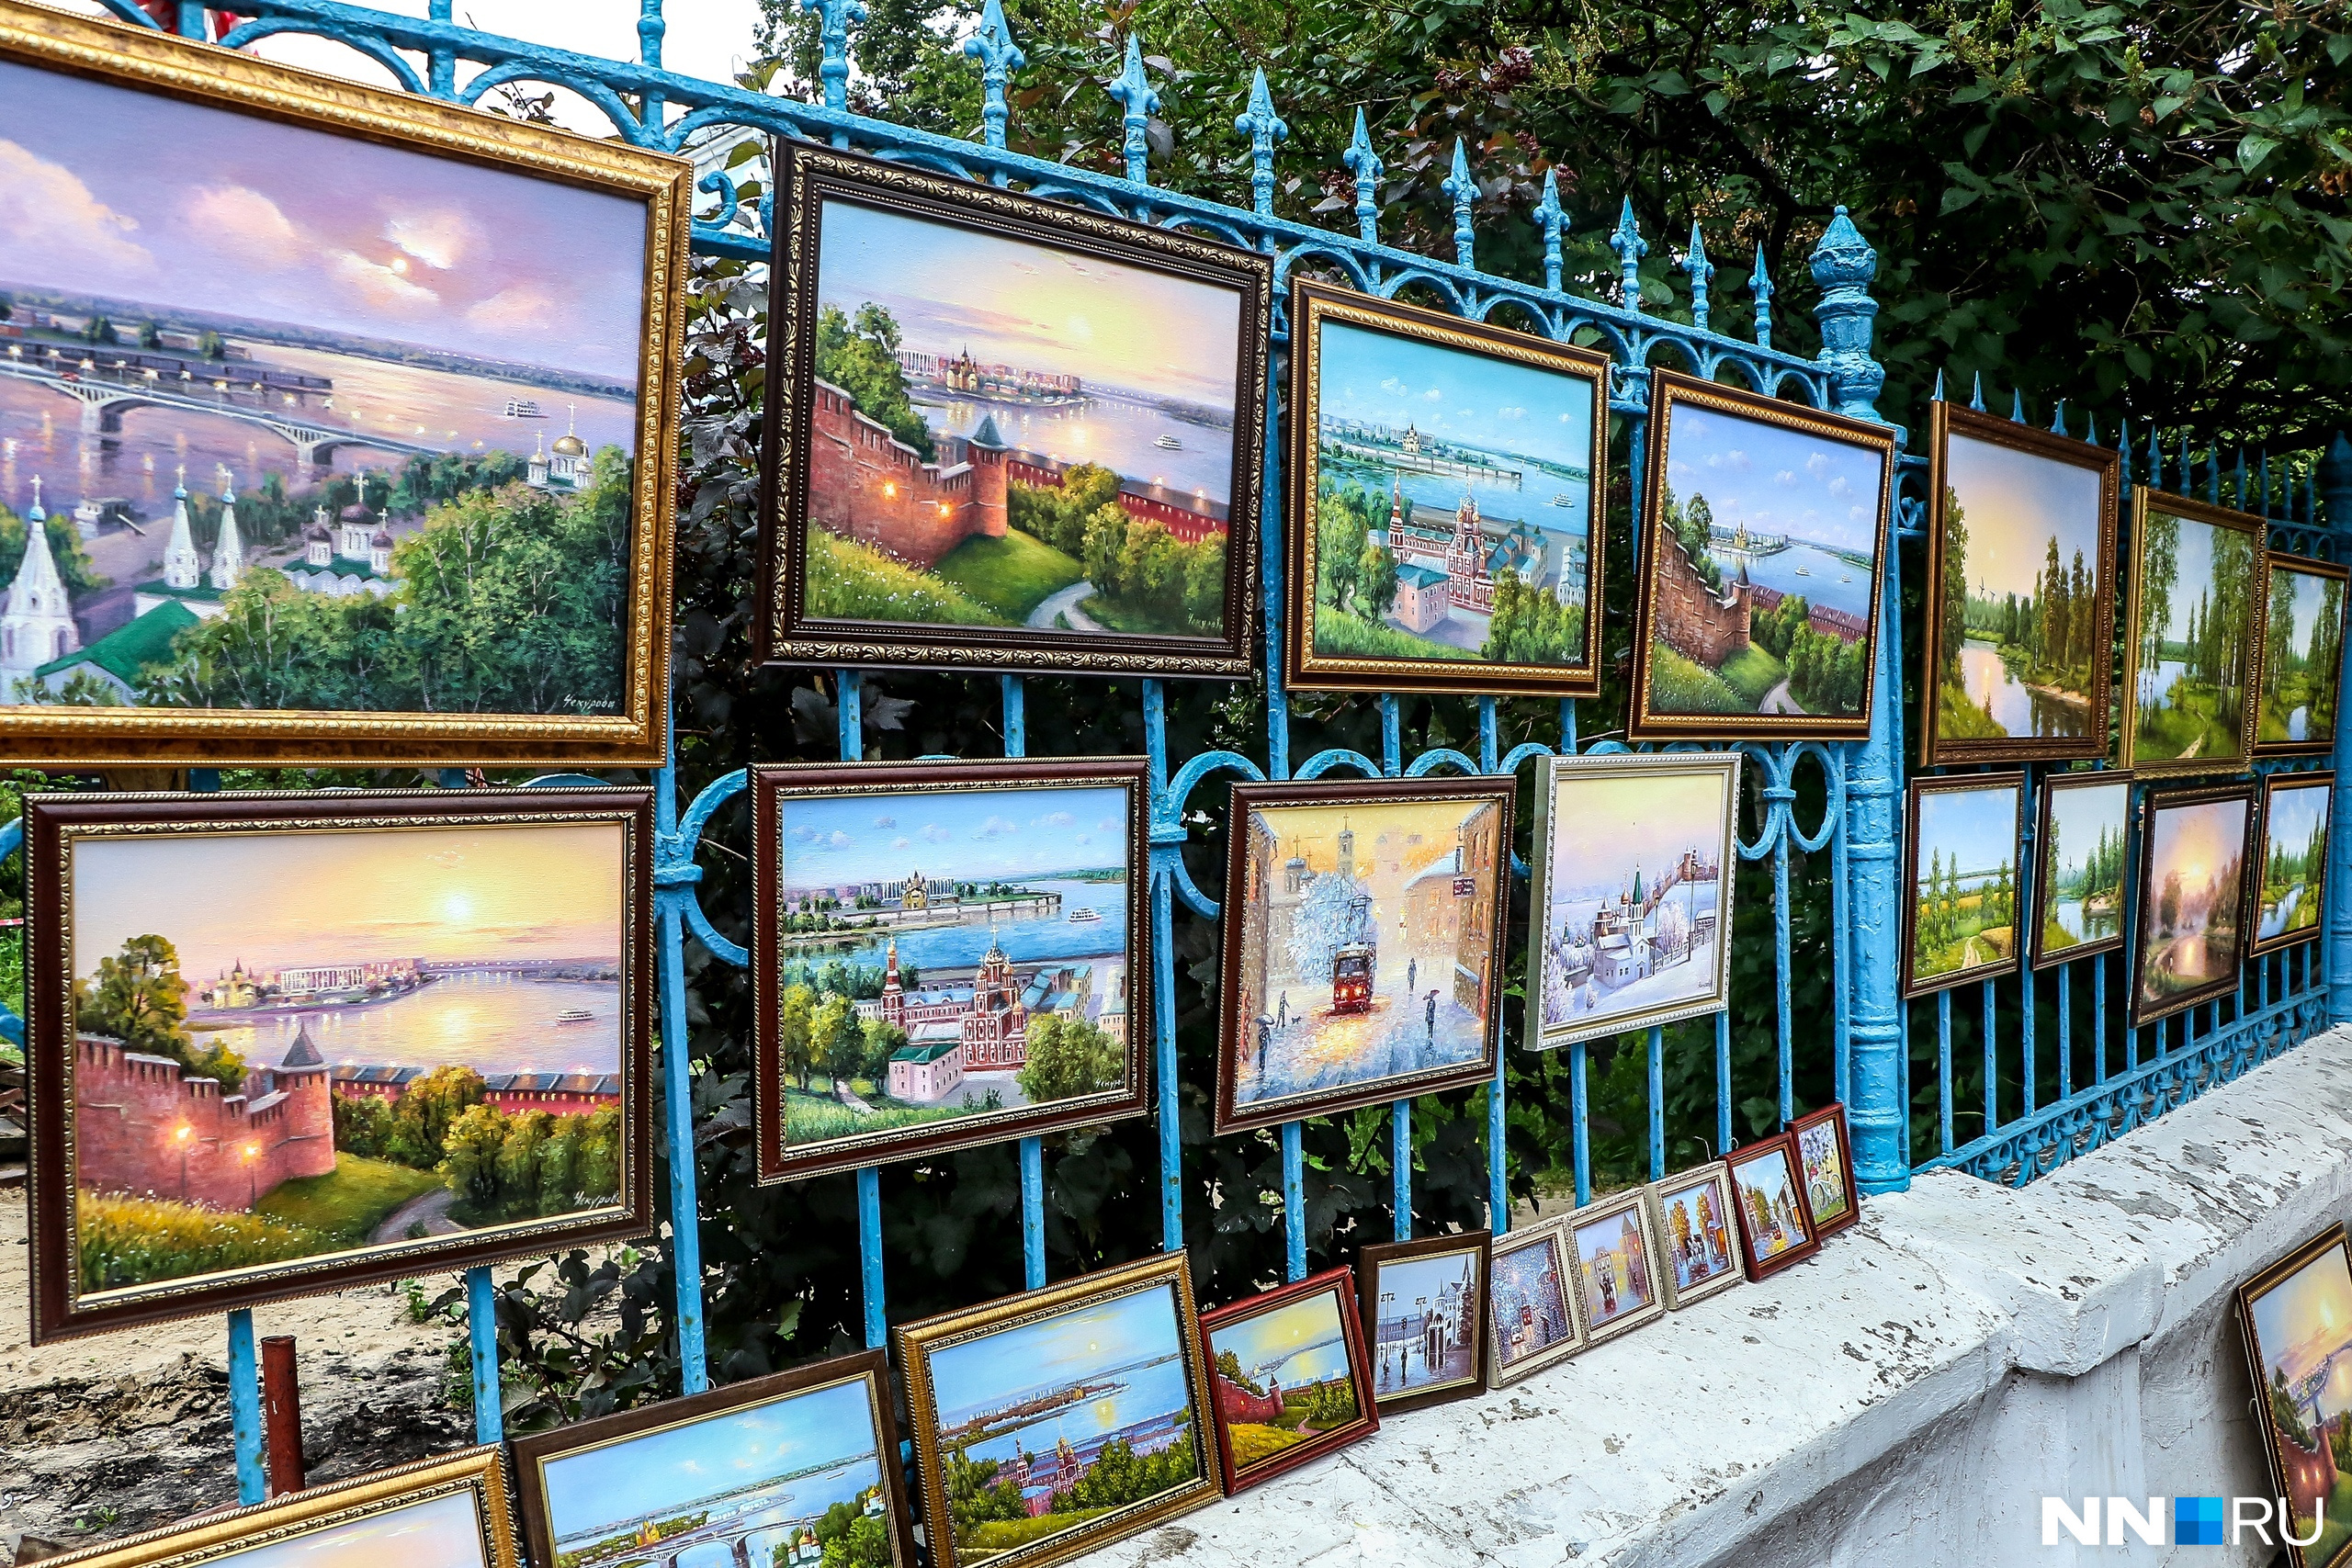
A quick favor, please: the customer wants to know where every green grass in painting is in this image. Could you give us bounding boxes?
[933,531,1085,621]
[961,1508,1119,1553]
[1647,642,1755,716]
[254,1155,445,1244]
[803,530,1009,627]
[1936,681,2011,740]
[2133,684,2241,761]
[1911,891,2014,981]
[1714,645,1788,708]
[1078,592,1215,638]
[781,1082,977,1145]
[1311,604,1476,661]
[77,1191,322,1292]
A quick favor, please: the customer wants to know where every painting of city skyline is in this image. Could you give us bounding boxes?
[1902,774,2023,997]
[898,1255,1220,1568]
[2123,493,2263,773]
[1921,408,2118,764]
[0,23,684,761]
[1199,1268,1377,1490]
[1217,778,1512,1134]
[26,790,651,1343]
[2258,557,2348,754]
[1727,1135,1817,1280]
[2130,783,2253,1027]
[2031,773,2132,969]
[753,761,1149,1183]
[2255,773,2333,956]
[2238,1228,2352,1568]
[1530,752,1738,1049]
[1357,1234,1488,1413]
[1487,1218,1583,1384]
[1571,1192,1665,1344]
[1648,1164,1744,1309]
[1632,373,1895,739]
[768,144,1269,677]
[1285,284,1607,697]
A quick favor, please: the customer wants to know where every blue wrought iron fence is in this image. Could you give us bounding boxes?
[11,0,2343,1529]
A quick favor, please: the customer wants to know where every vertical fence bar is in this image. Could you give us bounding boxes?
[227,1311,265,1506]
[1646,1026,1665,1179]
[650,665,709,1394]
[1001,673,1047,1292]
[1283,1122,1306,1280]
[467,1267,501,1444]
[833,670,888,1346]
[1143,679,1184,1256]
[1937,993,1954,1155]
[2326,436,2352,1024]
[1773,840,1794,1124]
[1570,1042,1591,1205]
[1392,1100,1412,1239]
[1981,979,1997,1136]
[2057,964,2072,1100]
[1715,1012,1733,1158]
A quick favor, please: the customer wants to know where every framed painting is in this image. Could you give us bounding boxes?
[896,1252,1222,1568]
[1216,775,1513,1134]
[1527,751,1739,1049]
[751,758,1151,1182]
[25,788,655,1343]
[2235,1224,2352,1568]
[1627,370,1896,740]
[1486,1216,1585,1386]
[1918,402,2120,765]
[1901,772,2025,998]
[1567,1190,1667,1346]
[2253,771,2333,957]
[1725,1134,1820,1280]
[1356,1231,1490,1414]
[760,141,1271,678]
[2130,780,2256,1027]
[1281,279,1608,697]
[40,1448,516,1568]
[1788,1103,1860,1240]
[2030,771,2133,970]
[1197,1266,1379,1493]
[2256,555,2348,755]
[2120,490,2265,774]
[0,10,688,764]
[1644,1161,1746,1311]
[509,1351,915,1568]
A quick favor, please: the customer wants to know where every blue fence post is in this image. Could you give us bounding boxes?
[227,1310,266,1504]
[467,1265,502,1444]
[2323,434,2352,1024]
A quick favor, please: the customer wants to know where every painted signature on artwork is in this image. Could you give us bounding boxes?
[560,696,620,714]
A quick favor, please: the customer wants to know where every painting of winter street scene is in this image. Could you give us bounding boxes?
[1530,753,1738,1050]
[0,54,666,742]
[1360,1237,1487,1410]
[1219,782,1510,1134]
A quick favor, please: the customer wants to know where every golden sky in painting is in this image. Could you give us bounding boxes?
[2146,796,2248,893]
[2254,1247,2352,1390]
[73,822,626,981]
[1250,797,1493,887]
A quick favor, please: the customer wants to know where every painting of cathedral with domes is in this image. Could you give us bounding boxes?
[0,24,686,761]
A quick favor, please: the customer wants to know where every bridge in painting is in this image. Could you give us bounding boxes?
[0,355,441,465]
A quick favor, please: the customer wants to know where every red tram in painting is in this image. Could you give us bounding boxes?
[1331,943,1375,1014]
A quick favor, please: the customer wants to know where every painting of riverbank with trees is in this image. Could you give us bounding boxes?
[2258,557,2348,753]
[2130,783,2253,1026]
[2256,773,2333,954]
[1902,774,2023,996]
[2124,495,2262,773]
[2031,773,2132,968]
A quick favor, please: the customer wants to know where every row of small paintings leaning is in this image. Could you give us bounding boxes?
[37,1106,1863,1568]
[1901,765,2333,1022]
[20,750,1736,1343]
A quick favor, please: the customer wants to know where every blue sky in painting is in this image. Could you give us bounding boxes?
[777,784,1129,891]
[1663,401,1884,556]
[1916,784,2020,879]
[929,1284,1186,1429]
[1315,321,1594,465]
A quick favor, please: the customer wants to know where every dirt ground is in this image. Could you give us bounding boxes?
[0,1190,473,1564]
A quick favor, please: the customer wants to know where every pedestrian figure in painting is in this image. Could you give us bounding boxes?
[1255,1015,1271,1079]
[1276,993,1289,1031]
[1424,989,1438,1046]
[1406,957,1417,997]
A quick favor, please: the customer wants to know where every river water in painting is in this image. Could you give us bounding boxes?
[1955,639,2093,739]
[2050,897,2121,945]
[786,876,1128,976]
[190,972,622,1076]
[918,389,1233,505]
[1723,539,1873,621]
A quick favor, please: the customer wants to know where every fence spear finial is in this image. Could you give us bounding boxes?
[800,0,868,114]
[1442,139,1477,268]
[2010,387,2025,423]
[1969,372,1985,412]
[1682,220,1714,334]
[2051,400,2066,436]
[1344,108,1385,246]
[1610,197,1647,313]
[1533,169,1566,292]
[1233,67,1287,219]
[1749,243,1773,349]
[962,0,1024,151]
[1107,33,1161,186]
[1932,368,1945,403]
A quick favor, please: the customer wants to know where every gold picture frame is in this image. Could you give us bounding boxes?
[0,10,688,763]
[2119,488,2266,776]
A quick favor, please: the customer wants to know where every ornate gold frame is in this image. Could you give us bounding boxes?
[0,10,688,763]
[1899,770,2027,998]
[2252,552,2350,757]
[39,1447,519,1568]
[2249,769,2334,958]
[2118,488,2266,776]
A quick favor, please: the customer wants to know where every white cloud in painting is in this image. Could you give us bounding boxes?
[1497,406,1526,421]
[1773,468,1799,487]
[920,824,952,843]
[973,815,1019,840]
[329,247,439,312]
[180,184,300,272]
[384,206,482,270]
[466,283,565,334]
[828,830,851,849]
[1032,811,1076,829]
[1804,451,1832,479]
[0,141,156,278]
[1380,377,1408,395]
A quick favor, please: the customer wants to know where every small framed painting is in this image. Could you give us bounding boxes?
[1527,750,1740,1049]
[1485,1216,1585,1386]
[2256,555,2348,755]
[1901,773,2026,998]
[1628,370,1896,740]
[2253,771,2333,957]
[2120,490,2265,774]
[752,758,1151,1181]
[1567,1190,1667,1345]
[1197,1266,1378,1493]
[38,1448,517,1568]
[2030,771,2133,970]
[25,789,655,1344]
[2130,780,2256,1028]
[1644,1162,1746,1311]
[1725,1134,1820,1280]
[2234,1224,2352,1568]
[1282,280,1609,697]
[896,1252,1223,1568]
[1788,1103,1860,1240]
[1356,1231,1490,1414]
[1917,402,2120,766]
[1216,776,1512,1135]
[0,10,689,765]
[761,141,1271,678]
[508,1351,915,1568]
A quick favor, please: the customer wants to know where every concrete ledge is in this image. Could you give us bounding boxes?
[1094,1024,2352,1566]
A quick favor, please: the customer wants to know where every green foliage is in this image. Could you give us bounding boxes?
[1213,1347,1264,1395]
[438,1101,622,1221]
[1060,1431,1196,1510]
[815,302,934,458]
[76,1190,319,1292]
[389,1065,487,1169]
[1008,465,1122,557]
[74,934,246,1092]
[1078,505,1225,632]
[813,1499,894,1568]
[944,1444,1029,1534]
[802,529,1009,626]
[1481,569,1583,665]
[332,1091,396,1159]
[1015,1013,1124,1104]
[933,529,1086,620]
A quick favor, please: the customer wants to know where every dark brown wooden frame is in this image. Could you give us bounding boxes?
[1215,775,1513,1135]
[2254,553,2351,757]
[1900,771,2027,999]
[896,1251,1223,1568]
[1627,369,1897,742]
[1786,1102,1860,1240]
[508,1351,915,1568]
[1196,1265,1380,1493]
[25,787,655,1344]
[751,757,1151,1181]
[1725,1134,1822,1280]
[1483,1214,1586,1385]
[2029,770,2135,970]
[2127,778,2258,1029]
[1355,1231,1490,1415]
[1917,402,2121,767]
[2234,1224,2352,1568]
[758,140,1272,678]
[2120,488,2267,776]
[1281,278,1609,697]
[2251,770,2335,958]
